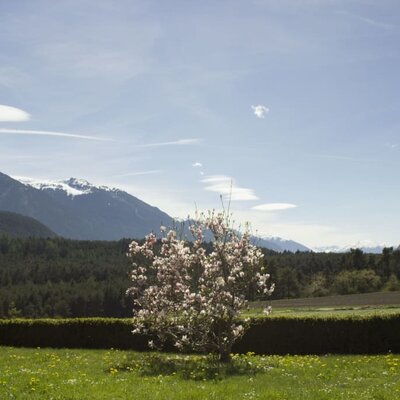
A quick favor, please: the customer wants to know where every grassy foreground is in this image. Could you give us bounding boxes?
[1,347,399,399]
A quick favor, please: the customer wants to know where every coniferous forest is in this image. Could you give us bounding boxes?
[0,235,399,318]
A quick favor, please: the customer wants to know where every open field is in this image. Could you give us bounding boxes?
[246,291,400,318]
[0,347,399,399]
[267,291,400,308]
[244,306,400,319]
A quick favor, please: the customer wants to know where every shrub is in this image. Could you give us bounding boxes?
[126,210,274,362]
[333,269,381,295]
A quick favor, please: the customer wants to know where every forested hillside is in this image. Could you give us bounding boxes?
[0,236,133,318]
[266,248,400,299]
[0,236,399,318]
[0,211,56,238]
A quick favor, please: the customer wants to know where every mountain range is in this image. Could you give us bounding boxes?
[0,171,309,251]
[313,242,395,254]
[0,172,173,240]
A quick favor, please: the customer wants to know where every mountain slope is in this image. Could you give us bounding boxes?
[0,171,310,251]
[0,173,173,240]
[18,177,174,240]
[0,172,87,238]
[0,211,56,238]
[256,236,310,252]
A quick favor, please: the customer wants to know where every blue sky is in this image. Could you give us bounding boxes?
[0,0,399,248]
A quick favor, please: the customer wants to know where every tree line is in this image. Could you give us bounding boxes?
[0,236,399,318]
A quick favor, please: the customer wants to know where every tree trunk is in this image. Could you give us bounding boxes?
[219,349,232,363]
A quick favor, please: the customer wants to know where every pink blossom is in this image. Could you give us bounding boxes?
[127,209,274,361]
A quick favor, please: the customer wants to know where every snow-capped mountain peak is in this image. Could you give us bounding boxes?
[13,176,116,197]
[63,177,93,192]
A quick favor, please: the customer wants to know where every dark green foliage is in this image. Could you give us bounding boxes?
[384,274,400,291]
[236,314,400,355]
[0,318,146,350]
[0,211,56,238]
[1,315,399,354]
[0,237,134,318]
[266,248,400,300]
[332,269,382,295]
[0,236,400,318]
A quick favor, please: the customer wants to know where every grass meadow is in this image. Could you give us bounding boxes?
[246,290,400,318]
[1,293,399,398]
[1,346,399,399]
[243,305,400,319]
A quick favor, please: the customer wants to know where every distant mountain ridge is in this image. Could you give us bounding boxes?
[313,241,398,254]
[254,236,310,252]
[0,211,56,238]
[0,171,309,251]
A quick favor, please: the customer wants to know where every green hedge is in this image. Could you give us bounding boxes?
[1,314,399,354]
[236,314,400,354]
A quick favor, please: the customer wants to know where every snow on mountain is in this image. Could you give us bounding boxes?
[313,240,393,254]
[14,176,116,197]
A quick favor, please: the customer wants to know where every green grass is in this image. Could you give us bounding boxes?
[246,290,400,318]
[266,290,400,309]
[1,347,399,399]
[243,305,400,319]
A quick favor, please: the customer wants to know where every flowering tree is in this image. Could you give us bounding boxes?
[126,210,274,362]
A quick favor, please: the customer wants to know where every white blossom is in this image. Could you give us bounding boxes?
[127,212,274,361]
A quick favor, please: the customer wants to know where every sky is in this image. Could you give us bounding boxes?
[0,0,399,248]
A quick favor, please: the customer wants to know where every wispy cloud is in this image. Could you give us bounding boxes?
[0,105,30,122]
[337,10,398,31]
[252,203,297,211]
[251,104,269,119]
[115,170,164,177]
[201,175,258,201]
[0,68,29,89]
[137,138,201,148]
[0,128,113,141]
[391,144,398,149]
[23,5,160,82]
[310,154,376,162]
[192,162,203,167]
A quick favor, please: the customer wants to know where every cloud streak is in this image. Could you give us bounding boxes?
[310,154,376,162]
[137,138,201,148]
[201,175,258,201]
[0,105,30,122]
[337,10,398,31]
[0,128,113,141]
[252,203,297,211]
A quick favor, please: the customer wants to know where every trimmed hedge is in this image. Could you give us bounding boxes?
[236,314,400,354]
[1,314,400,354]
